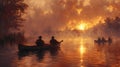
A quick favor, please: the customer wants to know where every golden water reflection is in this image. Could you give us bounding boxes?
[79,39,86,56]
[5,37,119,67]
[79,38,86,67]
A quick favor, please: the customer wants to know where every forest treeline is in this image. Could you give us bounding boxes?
[92,16,120,37]
[0,0,28,43]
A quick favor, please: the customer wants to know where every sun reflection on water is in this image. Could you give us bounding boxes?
[80,45,86,55]
[79,38,86,67]
[79,39,86,56]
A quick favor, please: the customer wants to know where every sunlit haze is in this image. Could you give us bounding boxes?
[0,0,120,67]
[23,0,120,38]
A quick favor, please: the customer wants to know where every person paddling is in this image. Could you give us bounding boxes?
[50,36,63,46]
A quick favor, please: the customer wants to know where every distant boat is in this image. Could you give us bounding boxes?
[94,38,112,44]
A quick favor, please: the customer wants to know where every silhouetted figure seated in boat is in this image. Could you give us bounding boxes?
[101,37,106,44]
[50,36,62,46]
[97,37,101,45]
[36,36,45,47]
[108,37,112,45]
[94,37,101,45]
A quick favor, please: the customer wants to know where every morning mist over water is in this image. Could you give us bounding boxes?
[23,0,120,38]
[0,0,120,67]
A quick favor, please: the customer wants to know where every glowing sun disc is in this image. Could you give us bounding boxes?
[77,23,86,31]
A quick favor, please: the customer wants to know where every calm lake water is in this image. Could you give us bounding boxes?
[0,38,120,67]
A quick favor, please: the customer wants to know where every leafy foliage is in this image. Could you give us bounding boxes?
[0,0,28,38]
[92,17,120,37]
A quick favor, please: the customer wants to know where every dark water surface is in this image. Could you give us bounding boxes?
[0,38,120,67]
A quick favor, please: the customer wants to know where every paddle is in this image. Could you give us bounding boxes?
[58,40,63,45]
[59,40,63,43]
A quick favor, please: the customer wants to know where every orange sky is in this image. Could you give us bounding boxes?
[23,0,120,37]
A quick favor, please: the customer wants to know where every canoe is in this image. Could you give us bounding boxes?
[18,46,61,59]
[94,39,112,45]
[18,40,63,51]
[18,44,60,51]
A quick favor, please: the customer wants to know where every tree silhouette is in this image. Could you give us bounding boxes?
[91,16,120,37]
[0,0,28,38]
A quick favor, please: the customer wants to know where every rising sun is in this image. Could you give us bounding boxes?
[77,23,86,31]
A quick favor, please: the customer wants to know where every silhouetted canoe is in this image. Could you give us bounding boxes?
[18,44,61,51]
[18,46,61,59]
[18,40,63,51]
[94,39,112,44]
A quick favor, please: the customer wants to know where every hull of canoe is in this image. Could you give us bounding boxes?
[18,44,60,51]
